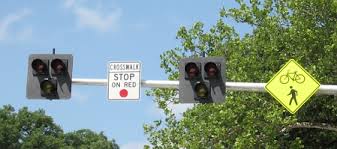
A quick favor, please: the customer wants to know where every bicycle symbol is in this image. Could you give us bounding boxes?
[279,70,305,84]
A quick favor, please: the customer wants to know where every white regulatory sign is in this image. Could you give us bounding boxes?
[108,61,141,100]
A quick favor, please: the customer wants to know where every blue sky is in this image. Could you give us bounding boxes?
[0,0,250,148]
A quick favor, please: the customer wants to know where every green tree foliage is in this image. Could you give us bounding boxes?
[144,0,337,148]
[64,129,119,149]
[0,105,119,149]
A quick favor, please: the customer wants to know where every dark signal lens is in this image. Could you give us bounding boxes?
[185,63,199,79]
[32,59,47,74]
[40,80,56,95]
[51,59,66,75]
[204,62,218,78]
[194,82,208,98]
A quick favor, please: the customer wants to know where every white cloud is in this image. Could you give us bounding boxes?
[149,100,194,119]
[17,26,33,40]
[64,0,76,8]
[0,9,32,41]
[64,0,122,32]
[120,141,149,149]
[72,91,89,103]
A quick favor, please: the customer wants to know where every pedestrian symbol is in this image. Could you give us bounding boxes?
[288,86,297,105]
[265,59,320,114]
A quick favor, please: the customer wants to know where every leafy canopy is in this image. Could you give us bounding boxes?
[0,105,119,149]
[144,0,337,148]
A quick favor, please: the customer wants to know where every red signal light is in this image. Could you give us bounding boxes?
[51,59,66,75]
[185,63,199,79]
[204,62,218,78]
[32,59,47,75]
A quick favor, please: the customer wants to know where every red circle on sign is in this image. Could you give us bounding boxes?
[119,89,128,97]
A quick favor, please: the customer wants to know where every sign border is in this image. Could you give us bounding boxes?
[107,61,142,101]
[265,59,320,114]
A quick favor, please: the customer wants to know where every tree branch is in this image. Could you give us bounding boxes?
[281,122,337,133]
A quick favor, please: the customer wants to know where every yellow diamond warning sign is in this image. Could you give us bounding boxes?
[265,59,320,114]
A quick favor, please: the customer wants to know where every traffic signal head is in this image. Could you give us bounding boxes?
[26,54,73,99]
[179,57,225,103]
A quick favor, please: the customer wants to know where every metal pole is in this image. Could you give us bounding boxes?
[72,78,106,86]
[72,78,337,95]
[141,80,179,88]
